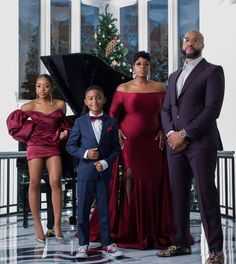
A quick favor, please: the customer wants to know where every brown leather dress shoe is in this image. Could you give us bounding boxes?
[205,251,224,264]
[156,245,191,257]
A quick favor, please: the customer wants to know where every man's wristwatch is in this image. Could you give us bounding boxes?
[180,129,187,138]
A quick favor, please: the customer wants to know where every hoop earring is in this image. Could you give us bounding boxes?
[50,93,53,106]
[132,72,136,79]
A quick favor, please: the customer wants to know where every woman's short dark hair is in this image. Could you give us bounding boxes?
[133,51,150,64]
[85,85,105,97]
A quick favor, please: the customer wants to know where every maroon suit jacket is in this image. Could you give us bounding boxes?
[161,58,225,150]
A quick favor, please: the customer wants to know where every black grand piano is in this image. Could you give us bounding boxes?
[40,52,132,116]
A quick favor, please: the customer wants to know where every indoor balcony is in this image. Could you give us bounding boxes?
[0,150,235,263]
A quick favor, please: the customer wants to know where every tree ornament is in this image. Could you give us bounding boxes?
[111,60,118,66]
[105,36,118,57]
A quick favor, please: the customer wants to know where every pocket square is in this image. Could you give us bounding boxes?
[106,126,113,132]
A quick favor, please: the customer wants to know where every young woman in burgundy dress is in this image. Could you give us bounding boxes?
[7,74,71,242]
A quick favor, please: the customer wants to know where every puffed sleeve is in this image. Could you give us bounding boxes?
[59,115,72,131]
[52,115,72,143]
[6,109,34,143]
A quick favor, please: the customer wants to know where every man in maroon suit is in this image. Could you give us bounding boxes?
[157,30,225,264]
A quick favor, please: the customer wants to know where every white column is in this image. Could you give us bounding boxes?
[138,0,149,51]
[0,0,19,151]
[40,0,51,72]
[71,0,81,52]
[168,0,178,74]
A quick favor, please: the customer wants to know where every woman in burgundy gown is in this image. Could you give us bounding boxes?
[6,74,71,242]
[90,51,173,249]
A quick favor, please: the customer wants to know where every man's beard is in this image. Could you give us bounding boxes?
[182,49,201,59]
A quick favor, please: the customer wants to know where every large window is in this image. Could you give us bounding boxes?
[51,0,71,55]
[81,4,99,53]
[120,4,138,66]
[178,0,199,67]
[148,0,168,83]
[19,0,40,99]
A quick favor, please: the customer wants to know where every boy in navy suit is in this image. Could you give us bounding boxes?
[66,85,123,259]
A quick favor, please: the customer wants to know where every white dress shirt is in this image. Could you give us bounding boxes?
[84,111,108,170]
[176,56,203,98]
[90,112,103,143]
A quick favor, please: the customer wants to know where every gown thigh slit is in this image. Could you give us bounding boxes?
[124,167,133,205]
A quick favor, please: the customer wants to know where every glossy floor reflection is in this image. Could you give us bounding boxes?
[0,211,235,263]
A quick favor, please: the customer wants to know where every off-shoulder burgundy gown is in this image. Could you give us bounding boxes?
[90,91,173,249]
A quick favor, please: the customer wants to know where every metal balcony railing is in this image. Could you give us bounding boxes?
[0,151,235,218]
[216,151,235,218]
[188,151,235,219]
[0,151,77,220]
[0,151,27,216]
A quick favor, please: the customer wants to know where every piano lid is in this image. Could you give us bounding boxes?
[40,53,132,115]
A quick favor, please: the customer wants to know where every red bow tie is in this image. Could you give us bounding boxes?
[90,116,104,121]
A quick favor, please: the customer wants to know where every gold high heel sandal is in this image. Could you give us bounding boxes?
[55,230,64,240]
[55,234,64,240]
[36,237,46,243]
[35,227,46,243]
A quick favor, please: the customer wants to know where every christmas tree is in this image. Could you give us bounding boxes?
[91,5,132,77]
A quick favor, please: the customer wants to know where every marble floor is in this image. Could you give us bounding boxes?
[0,211,235,264]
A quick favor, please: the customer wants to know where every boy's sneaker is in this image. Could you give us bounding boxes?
[75,245,88,259]
[102,243,123,258]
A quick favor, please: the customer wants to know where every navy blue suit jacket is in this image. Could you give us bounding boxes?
[161,58,225,150]
[66,113,120,180]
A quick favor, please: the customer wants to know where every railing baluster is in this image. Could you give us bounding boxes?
[231,155,235,219]
[6,159,10,215]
